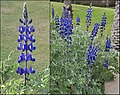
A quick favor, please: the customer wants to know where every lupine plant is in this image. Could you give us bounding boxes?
[17,2,36,86]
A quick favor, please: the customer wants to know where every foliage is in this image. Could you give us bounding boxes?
[50,4,119,94]
[1,51,49,94]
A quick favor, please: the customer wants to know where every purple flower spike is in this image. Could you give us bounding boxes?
[52,5,54,19]
[86,3,92,32]
[17,3,36,85]
[59,8,73,45]
[87,43,99,66]
[90,23,100,40]
[104,37,111,52]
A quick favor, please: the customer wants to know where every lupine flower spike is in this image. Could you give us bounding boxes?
[52,5,55,19]
[87,44,99,65]
[90,23,100,41]
[100,11,107,37]
[87,43,99,74]
[59,8,73,63]
[86,3,92,33]
[59,8,73,46]
[17,2,36,86]
[76,15,80,25]
[104,37,111,52]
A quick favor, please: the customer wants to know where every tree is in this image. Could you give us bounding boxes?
[63,0,73,18]
[111,0,120,52]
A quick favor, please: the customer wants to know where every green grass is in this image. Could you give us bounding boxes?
[51,2,115,36]
[1,1,49,80]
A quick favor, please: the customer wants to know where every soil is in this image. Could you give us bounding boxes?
[105,74,119,94]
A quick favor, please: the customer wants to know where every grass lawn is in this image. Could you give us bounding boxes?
[1,1,49,81]
[50,2,115,36]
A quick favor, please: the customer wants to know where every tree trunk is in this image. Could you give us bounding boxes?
[63,0,73,18]
[111,0,120,52]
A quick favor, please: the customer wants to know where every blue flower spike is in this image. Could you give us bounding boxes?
[86,3,92,33]
[100,11,107,37]
[104,37,111,52]
[52,5,54,19]
[90,23,100,40]
[59,9,73,46]
[16,2,36,86]
[87,43,99,70]
[58,8,73,63]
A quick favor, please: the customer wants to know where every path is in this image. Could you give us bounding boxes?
[105,74,119,94]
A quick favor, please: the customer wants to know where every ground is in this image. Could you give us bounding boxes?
[105,74,119,94]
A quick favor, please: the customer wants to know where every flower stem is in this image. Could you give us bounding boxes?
[24,25,28,86]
